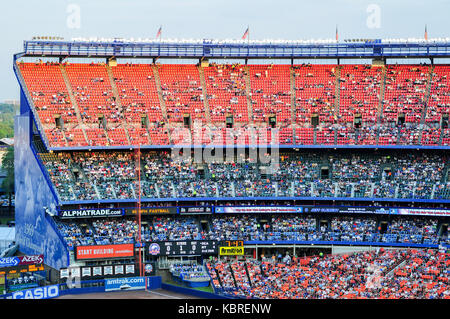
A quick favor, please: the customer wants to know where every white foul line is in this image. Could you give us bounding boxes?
[146,289,182,299]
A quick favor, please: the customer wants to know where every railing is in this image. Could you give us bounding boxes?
[22,40,450,59]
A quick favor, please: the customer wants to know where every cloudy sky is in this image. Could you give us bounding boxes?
[1,0,449,101]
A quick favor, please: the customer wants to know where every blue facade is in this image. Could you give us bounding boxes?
[14,103,69,269]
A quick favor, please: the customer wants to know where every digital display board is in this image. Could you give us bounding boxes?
[304,207,391,214]
[147,241,218,256]
[125,207,177,215]
[215,206,302,214]
[0,264,45,276]
[179,206,213,214]
[75,244,135,260]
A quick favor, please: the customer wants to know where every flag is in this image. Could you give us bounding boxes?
[336,25,339,42]
[242,26,249,40]
[424,25,428,41]
[156,26,162,39]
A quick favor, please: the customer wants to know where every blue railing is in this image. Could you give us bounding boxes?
[21,40,450,59]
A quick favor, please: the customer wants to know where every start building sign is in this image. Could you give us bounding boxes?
[75,244,135,260]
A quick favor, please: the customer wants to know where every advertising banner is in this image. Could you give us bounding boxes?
[219,246,244,256]
[75,244,134,260]
[125,207,177,216]
[11,285,59,299]
[395,208,450,217]
[58,208,124,219]
[304,206,391,214]
[215,206,302,214]
[61,263,139,280]
[147,241,218,257]
[0,255,44,268]
[105,277,146,292]
[179,206,213,214]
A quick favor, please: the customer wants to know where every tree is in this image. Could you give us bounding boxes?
[1,147,14,217]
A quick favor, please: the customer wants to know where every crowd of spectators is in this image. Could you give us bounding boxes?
[40,151,450,201]
[55,214,448,249]
[206,249,449,299]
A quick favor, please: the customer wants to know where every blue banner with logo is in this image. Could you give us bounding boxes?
[0,257,21,268]
[104,277,146,292]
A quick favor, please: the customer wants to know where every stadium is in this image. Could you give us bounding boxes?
[0,1,449,303]
[1,35,447,300]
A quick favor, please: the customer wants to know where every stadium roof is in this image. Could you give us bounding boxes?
[18,38,450,59]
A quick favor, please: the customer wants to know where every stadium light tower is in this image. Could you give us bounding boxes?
[134,144,144,280]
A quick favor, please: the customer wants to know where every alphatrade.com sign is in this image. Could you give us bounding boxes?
[11,285,59,299]
[105,277,146,292]
[59,208,124,219]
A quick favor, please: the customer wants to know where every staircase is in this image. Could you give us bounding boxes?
[244,263,254,287]
[103,127,113,146]
[420,64,435,125]
[197,66,212,124]
[384,255,409,278]
[105,64,132,144]
[214,268,224,289]
[93,183,104,200]
[418,65,435,144]
[151,65,169,122]
[228,264,239,288]
[244,66,254,124]
[290,67,297,125]
[151,64,172,143]
[334,66,342,118]
[72,163,101,200]
[375,66,387,144]
[60,130,69,147]
[59,64,89,145]
[290,67,297,143]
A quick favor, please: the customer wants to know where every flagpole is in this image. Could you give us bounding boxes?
[248,25,250,45]
[336,25,338,43]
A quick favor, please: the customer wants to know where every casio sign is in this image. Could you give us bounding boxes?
[12,285,59,299]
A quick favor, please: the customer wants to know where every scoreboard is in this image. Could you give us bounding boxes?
[147,241,218,256]
[0,264,45,276]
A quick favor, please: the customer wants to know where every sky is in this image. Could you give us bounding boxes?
[0,0,449,101]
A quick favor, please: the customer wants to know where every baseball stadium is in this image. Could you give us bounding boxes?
[0,0,449,304]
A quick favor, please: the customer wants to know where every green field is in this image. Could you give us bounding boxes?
[0,217,14,225]
[164,278,214,293]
